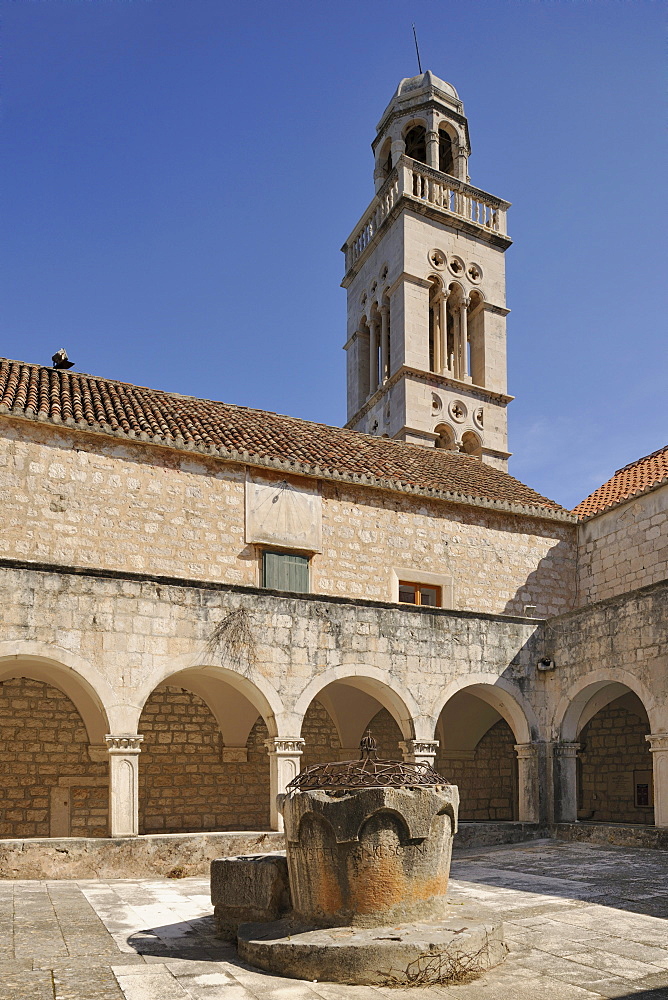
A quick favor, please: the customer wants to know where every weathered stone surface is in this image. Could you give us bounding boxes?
[454,821,548,849]
[0,831,284,880]
[553,822,668,851]
[211,852,290,939]
[281,785,459,928]
[237,907,506,985]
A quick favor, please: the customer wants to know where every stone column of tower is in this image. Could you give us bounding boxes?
[341,71,513,470]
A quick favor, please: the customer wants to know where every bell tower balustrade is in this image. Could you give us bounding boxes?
[343,156,510,276]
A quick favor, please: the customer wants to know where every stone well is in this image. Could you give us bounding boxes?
[283,783,458,927]
[235,736,507,984]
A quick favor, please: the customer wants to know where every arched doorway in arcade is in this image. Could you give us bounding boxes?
[570,684,654,825]
[138,669,274,834]
[435,686,528,821]
[0,661,110,839]
[299,679,407,769]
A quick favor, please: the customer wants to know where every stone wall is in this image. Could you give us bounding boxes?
[577,485,667,606]
[579,700,654,825]
[438,719,516,821]
[138,686,270,834]
[0,677,108,838]
[0,419,576,617]
[0,562,664,837]
[300,703,405,769]
[548,580,668,741]
[316,481,575,617]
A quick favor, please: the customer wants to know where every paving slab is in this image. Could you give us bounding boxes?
[1,840,667,999]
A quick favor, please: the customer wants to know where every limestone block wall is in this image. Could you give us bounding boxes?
[0,418,576,617]
[138,686,270,834]
[0,564,665,836]
[577,486,667,606]
[0,678,108,838]
[547,580,668,741]
[579,701,654,825]
[438,719,516,821]
[316,481,575,617]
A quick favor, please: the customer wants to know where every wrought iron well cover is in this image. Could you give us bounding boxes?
[286,732,449,791]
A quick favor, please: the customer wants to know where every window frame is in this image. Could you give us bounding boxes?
[261,549,310,595]
[391,569,453,609]
[398,580,442,607]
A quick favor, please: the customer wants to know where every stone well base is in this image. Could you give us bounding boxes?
[237,903,506,985]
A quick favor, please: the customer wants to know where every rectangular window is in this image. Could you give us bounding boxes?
[262,551,309,594]
[398,581,441,607]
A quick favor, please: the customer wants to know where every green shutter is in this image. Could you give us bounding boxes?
[263,552,309,593]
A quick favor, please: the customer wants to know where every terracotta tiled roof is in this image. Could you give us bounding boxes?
[573,445,668,519]
[0,358,569,518]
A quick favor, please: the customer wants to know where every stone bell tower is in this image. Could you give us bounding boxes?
[341,71,512,470]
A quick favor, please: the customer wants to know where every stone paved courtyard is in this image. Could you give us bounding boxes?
[1,840,667,1000]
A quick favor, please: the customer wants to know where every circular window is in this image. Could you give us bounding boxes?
[449,400,467,423]
[448,256,465,277]
[467,262,483,284]
[428,248,446,270]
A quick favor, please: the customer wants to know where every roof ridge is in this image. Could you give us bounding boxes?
[613,442,668,476]
[0,355,572,520]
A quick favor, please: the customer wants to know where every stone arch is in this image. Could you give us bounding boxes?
[438,123,456,174]
[293,667,421,745]
[461,430,482,458]
[432,678,536,823]
[0,666,111,839]
[0,643,112,745]
[431,676,537,744]
[556,674,656,826]
[377,136,393,181]
[556,670,659,741]
[403,121,427,164]
[134,660,282,739]
[137,664,278,835]
[434,423,457,451]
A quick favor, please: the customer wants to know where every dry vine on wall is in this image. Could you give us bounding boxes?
[205,607,257,675]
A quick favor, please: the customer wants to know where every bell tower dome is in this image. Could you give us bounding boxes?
[341,72,513,470]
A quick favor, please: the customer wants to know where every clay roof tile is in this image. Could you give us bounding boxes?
[0,357,570,516]
[573,444,668,518]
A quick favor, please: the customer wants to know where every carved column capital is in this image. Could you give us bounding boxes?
[553,741,580,758]
[514,743,539,760]
[646,733,668,752]
[400,739,439,766]
[264,738,305,756]
[105,735,144,755]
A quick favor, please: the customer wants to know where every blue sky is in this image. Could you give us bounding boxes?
[1,0,665,509]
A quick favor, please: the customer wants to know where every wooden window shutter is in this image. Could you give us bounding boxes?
[263,552,309,593]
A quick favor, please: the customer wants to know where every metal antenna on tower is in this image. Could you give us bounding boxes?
[412,23,423,74]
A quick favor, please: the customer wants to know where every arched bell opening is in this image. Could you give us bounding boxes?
[404,124,427,165]
[438,124,455,175]
[378,137,393,183]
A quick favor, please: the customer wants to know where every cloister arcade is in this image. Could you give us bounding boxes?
[2,647,665,841]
